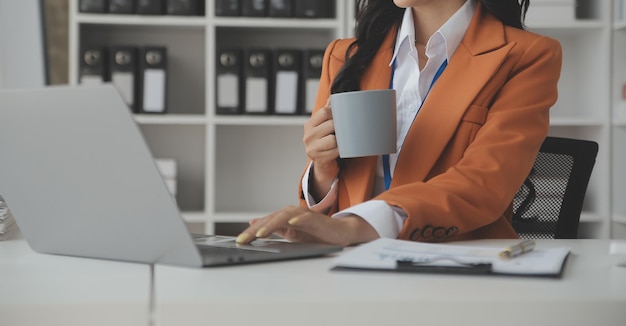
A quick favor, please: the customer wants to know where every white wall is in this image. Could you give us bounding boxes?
[0,0,46,89]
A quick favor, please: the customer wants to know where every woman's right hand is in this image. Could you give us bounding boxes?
[303,100,340,199]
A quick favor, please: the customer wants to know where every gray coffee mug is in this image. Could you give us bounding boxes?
[330,89,397,158]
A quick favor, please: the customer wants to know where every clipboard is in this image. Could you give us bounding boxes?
[332,238,570,278]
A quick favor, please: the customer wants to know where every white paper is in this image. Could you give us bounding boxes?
[217,73,239,108]
[305,78,320,114]
[164,178,177,196]
[142,69,166,112]
[112,71,135,106]
[245,77,267,113]
[79,75,104,85]
[274,71,298,114]
[334,238,570,276]
[154,158,177,179]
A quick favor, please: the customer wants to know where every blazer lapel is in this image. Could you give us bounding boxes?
[341,28,396,206]
[393,4,515,185]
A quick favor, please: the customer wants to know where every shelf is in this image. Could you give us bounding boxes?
[580,211,605,223]
[76,13,206,27]
[213,115,309,126]
[614,117,626,126]
[134,114,207,125]
[213,212,264,223]
[549,116,606,126]
[213,212,611,225]
[527,20,606,32]
[614,214,626,224]
[615,21,626,30]
[69,0,619,239]
[212,17,339,29]
[181,211,207,223]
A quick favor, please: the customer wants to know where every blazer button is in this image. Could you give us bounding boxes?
[446,227,459,238]
[410,228,422,241]
[433,227,446,238]
[421,225,433,239]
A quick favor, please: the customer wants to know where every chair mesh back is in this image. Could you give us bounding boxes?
[512,153,573,239]
[511,136,598,240]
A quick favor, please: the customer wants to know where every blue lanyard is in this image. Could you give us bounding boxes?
[383,59,448,190]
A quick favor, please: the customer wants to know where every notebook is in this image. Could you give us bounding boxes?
[0,85,341,267]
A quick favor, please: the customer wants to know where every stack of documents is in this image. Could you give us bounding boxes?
[155,158,177,200]
[0,195,18,240]
[617,0,626,22]
[333,238,570,278]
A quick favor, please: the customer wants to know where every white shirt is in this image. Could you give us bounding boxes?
[302,0,476,238]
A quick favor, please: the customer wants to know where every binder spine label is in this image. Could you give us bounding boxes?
[142,69,166,112]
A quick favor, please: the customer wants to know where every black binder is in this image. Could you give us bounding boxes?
[137,0,165,14]
[273,49,302,115]
[79,47,108,85]
[166,0,203,15]
[243,49,273,114]
[215,49,243,115]
[241,0,267,17]
[215,0,241,16]
[302,49,323,114]
[137,47,168,114]
[268,0,293,17]
[79,0,107,13]
[293,0,334,18]
[109,46,139,112]
[108,0,135,14]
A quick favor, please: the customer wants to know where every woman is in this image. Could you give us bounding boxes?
[236,0,562,246]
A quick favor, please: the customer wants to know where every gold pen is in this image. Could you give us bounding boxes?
[499,239,536,259]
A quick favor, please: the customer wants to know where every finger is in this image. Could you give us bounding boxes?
[307,107,333,128]
[254,206,304,239]
[235,207,300,244]
[285,213,347,246]
[304,121,336,152]
[236,215,274,244]
[273,226,320,244]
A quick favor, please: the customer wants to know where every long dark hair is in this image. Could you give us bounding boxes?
[331,0,530,94]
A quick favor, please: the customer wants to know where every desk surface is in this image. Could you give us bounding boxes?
[0,237,151,326]
[154,239,626,326]
[2,237,626,326]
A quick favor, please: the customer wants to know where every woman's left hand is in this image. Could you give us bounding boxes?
[235,206,379,247]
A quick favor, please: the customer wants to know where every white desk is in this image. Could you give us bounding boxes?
[0,237,151,326]
[154,240,626,326]
[2,237,625,326]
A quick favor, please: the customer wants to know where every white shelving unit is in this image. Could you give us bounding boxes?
[68,0,345,234]
[527,0,613,239]
[612,0,626,238]
[68,0,623,239]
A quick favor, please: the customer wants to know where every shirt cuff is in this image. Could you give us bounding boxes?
[302,162,338,213]
[333,200,407,239]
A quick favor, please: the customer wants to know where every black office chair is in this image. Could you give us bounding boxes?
[512,136,598,239]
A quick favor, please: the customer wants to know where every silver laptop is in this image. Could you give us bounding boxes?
[0,85,341,267]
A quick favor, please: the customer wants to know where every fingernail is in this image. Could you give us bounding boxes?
[255,227,267,238]
[236,233,250,243]
[288,217,299,225]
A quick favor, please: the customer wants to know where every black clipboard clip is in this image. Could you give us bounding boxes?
[396,257,493,275]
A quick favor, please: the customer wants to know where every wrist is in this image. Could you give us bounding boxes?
[310,162,339,201]
[341,214,380,246]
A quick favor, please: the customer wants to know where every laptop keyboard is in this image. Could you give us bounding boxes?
[197,244,263,256]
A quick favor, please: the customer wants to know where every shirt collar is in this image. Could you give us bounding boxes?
[389,0,476,66]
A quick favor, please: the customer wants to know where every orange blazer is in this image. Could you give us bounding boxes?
[299,3,562,242]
